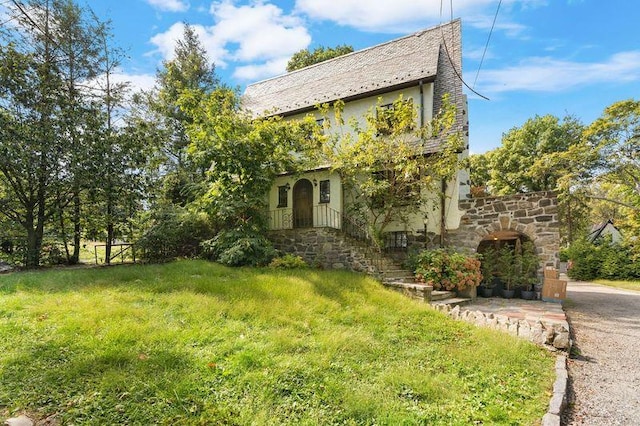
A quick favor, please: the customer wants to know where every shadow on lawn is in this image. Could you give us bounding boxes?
[0,339,198,420]
[0,261,378,308]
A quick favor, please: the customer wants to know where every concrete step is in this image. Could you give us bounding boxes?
[430,290,456,301]
[380,270,414,279]
[431,297,473,308]
[382,277,415,285]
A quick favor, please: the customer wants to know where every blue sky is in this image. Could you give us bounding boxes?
[54,1,640,152]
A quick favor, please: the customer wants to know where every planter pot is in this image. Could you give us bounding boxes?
[502,289,516,299]
[520,290,536,300]
[480,286,494,298]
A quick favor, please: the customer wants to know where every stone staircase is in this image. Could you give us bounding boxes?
[376,258,472,307]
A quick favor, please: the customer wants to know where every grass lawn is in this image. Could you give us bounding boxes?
[1,260,555,425]
[594,279,640,292]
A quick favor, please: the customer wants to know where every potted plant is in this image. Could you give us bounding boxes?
[479,247,498,297]
[519,241,539,300]
[498,246,517,298]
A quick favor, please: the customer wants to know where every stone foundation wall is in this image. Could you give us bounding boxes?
[448,191,560,269]
[268,228,377,273]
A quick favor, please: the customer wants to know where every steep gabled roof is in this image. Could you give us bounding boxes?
[587,219,622,243]
[243,20,461,117]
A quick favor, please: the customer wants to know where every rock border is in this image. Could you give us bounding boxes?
[542,355,568,426]
[431,304,571,351]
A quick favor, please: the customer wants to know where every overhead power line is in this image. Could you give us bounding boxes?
[473,0,502,90]
[439,0,490,101]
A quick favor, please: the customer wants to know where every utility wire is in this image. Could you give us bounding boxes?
[473,0,502,89]
[439,0,490,100]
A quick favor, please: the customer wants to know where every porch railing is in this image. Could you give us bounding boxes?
[269,204,343,230]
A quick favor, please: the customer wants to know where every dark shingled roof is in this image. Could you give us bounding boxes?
[243,20,460,117]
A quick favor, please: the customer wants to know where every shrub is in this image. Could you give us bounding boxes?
[136,207,216,263]
[565,238,601,281]
[412,249,482,291]
[201,228,276,267]
[565,236,640,281]
[269,254,308,269]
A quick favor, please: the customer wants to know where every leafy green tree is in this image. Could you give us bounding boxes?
[468,152,493,197]
[0,0,139,267]
[0,0,68,268]
[317,94,464,246]
[149,24,219,206]
[180,87,319,266]
[286,45,354,72]
[582,99,640,208]
[54,0,103,263]
[488,114,584,195]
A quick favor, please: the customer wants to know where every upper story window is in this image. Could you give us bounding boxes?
[319,179,330,203]
[277,185,288,208]
[376,98,415,136]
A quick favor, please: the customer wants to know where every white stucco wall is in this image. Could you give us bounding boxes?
[284,83,434,140]
[267,81,470,236]
[268,170,342,229]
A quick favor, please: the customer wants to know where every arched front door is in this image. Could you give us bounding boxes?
[293,179,313,228]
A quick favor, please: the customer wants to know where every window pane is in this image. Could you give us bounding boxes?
[278,186,288,207]
[319,180,330,203]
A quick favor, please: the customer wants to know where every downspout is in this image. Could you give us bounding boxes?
[419,80,425,128]
[420,80,427,247]
[440,179,447,248]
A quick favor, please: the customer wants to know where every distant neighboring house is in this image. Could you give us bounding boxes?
[587,219,622,244]
[243,20,469,248]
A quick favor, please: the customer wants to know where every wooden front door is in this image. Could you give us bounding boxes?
[293,179,313,228]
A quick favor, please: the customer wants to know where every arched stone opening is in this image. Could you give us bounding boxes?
[477,230,534,254]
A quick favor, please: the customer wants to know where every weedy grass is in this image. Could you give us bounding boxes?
[593,279,640,292]
[0,260,555,425]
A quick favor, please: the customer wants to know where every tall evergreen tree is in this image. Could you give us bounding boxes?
[150,24,219,206]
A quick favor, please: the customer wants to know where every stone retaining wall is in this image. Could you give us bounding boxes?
[383,282,432,301]
[432,303,571,351]
[268,228,376,272]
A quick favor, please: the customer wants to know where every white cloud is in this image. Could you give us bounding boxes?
[476,51,640,94]
[210,1,310,63]
[465,15,527,38]
[86,71,157,96]
[294,0,543,32]
[149,22,229,67]
[233,57,290,81]
[146,0,189,12]
[112,72,158,94]
[149,1,310,81]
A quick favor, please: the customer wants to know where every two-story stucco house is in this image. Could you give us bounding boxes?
[242,20,470,264]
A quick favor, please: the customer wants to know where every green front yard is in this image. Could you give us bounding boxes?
[1,260,554,424]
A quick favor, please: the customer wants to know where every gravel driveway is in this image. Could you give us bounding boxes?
[562,279,640,425]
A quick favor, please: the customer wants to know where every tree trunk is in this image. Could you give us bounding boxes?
[24,215,39,269]
[105,196,113,264]
[71,190,81,263]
